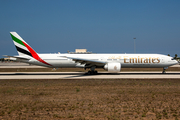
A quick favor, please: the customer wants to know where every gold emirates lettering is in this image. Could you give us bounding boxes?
[124,57,160,63]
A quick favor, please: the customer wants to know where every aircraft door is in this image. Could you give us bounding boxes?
[100,57,106,61]
[161,58,165,63]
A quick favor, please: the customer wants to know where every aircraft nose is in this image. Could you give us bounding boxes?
[175,60,178,64]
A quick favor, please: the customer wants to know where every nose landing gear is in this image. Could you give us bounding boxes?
[162,67,168,74]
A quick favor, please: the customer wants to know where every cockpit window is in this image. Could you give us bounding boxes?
[171,58,175,60]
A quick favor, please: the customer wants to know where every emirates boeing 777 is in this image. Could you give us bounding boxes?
[4,32,178,74]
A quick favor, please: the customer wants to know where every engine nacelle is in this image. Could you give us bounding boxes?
[104,63,121,72]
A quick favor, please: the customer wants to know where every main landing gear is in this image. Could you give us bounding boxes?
[162,67,168,74]
[86,66,98,75]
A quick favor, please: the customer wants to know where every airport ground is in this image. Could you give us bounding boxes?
[0,62,180,119]
[1,79,180,119]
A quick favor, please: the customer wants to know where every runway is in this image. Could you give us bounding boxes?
[1,71,180,79]
[0,62,180,79]
[0,62,180,68]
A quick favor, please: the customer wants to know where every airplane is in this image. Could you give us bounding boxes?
[4,32,178,74]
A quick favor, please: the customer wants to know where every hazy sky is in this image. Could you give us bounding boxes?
[0,0,180,57]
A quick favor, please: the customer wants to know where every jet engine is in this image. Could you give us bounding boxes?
[104,63,121,72]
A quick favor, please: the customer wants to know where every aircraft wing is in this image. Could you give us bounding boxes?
[62,56,106,67]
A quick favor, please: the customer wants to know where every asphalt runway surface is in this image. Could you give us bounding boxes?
[0,71,180,79]
[0,62,180,79]
[0,62,180,68]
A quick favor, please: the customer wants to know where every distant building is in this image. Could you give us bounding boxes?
[4,58,10,61]
[68,49,93,54]
[75,49,87,53]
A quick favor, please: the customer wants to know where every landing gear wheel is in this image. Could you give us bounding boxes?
[162,67,168,74]
[88,71,91,75]
[87,70,98,75]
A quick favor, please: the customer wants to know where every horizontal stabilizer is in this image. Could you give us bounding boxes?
[3,55,30,60]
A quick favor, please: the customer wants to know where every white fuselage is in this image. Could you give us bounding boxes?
[9,32,178,73]
[20,53,177,68]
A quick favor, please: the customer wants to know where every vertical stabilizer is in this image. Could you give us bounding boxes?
[10,32,35,57]
[10,32,51,66]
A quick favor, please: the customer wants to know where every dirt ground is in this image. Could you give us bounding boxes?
[0,79,180,119]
